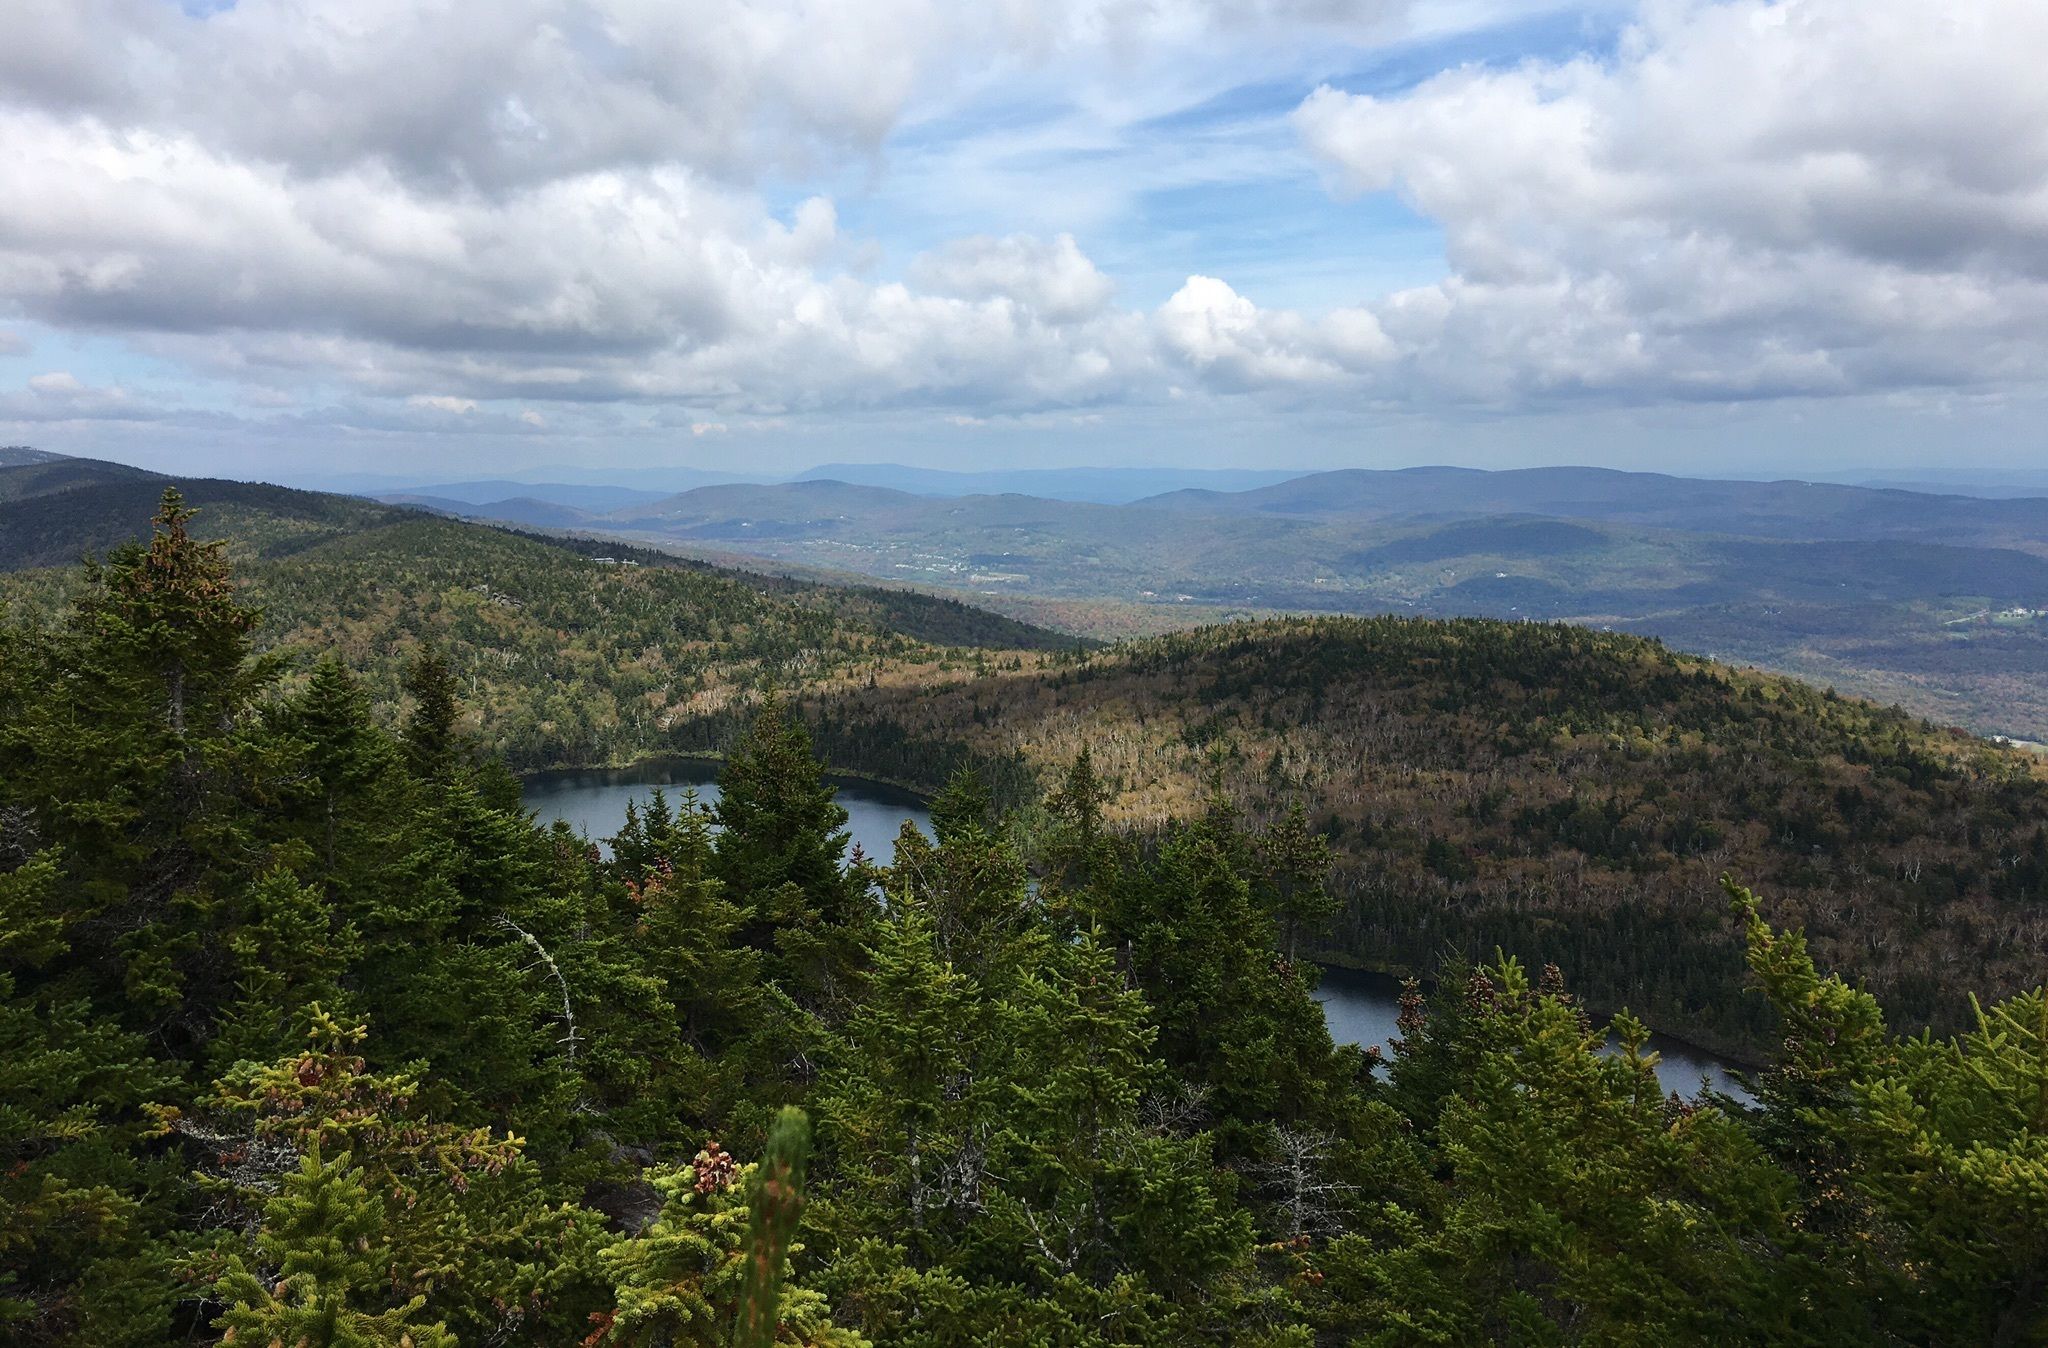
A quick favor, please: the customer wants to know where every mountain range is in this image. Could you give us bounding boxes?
[365,463,2048,743]
[5,447,2047,1057]
[9,448,2048,744]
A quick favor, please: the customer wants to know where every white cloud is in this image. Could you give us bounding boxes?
[408,394,478,414]
[1157,275,1393,390]
[1292,0,2048,404]
[0,0,2042,454]
[27,371,85,396]
[909,234,1116,324]
[4,370,142,420]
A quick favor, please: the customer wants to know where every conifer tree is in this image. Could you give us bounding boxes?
[1317,955,1812,1343]
[400,646,463,781]
[279,657,391,878]
[1258,802,1338,964]
[712,697,854,921]
[210,866,362,1071]
[0,852,180,1346]
[197,1010,609,1343]
[928,767,994,844]
[824,905,976,1241]
[12,489,281,1029]
[1043,748,1110,890]
[598,1113,860,1347]
[992,932,1253,1301]
[212,1147,459,1348]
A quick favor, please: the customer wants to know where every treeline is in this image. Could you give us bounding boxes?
[783,616,2048,1053]
[2,489,2042,1345]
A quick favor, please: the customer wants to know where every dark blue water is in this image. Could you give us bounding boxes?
[522,761,1750,1102]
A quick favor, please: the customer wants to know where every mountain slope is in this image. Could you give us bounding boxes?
[0,450,164,505]
[785,615,2048,1053]
[0,458,1078,767]
[565,472,2048,740]
[0,472,401,566]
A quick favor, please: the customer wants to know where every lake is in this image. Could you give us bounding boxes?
[521,757,932,862]
[523,760,1751,1101]
[1313,965,1754,1102]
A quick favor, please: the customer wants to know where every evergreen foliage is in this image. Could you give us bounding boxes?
[0,492,2041,1344]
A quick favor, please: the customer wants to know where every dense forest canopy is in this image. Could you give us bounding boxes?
[787,617,2048,1054]
[1,491,2043,1344]
[0,470,1075,772]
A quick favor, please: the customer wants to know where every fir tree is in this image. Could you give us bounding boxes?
[1043,748,1110,891]
[1258,802,1338,964]
[212,1147,459,1348]
[279,657,391,878]
[713,697,854,920]
[400,646,462,781]
[928,767,994,844]
[824,905,976,1242]
[598,1112,860,1348]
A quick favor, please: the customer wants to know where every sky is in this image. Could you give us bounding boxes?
[1,0,2045,484]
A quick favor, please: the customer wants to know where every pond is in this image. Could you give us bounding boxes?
[523,762,1753,1102]
[1313,965,1754,1103]
[521,757,931,861]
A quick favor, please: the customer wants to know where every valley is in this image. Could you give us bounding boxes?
[376,465,2048,743]
[6,454,2042,1058]
[5,458,2045,1344]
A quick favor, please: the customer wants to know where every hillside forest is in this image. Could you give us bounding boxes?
[2,492,2045,1345]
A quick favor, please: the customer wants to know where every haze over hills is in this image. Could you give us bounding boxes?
[365,461,2048,743]
[13,448,2047,741]
[316,461,1304,508]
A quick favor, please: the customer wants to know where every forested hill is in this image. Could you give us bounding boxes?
[8,466,2044,1052]
[0,456,1075,767]
[3,493,2041,1343]
[788,616,2048,1053]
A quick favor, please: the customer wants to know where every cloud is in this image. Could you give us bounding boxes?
[3,370,145,421]
[0,331,28,356]
[1157,276,1393,390]
[0,0,2041,454]
[27,371,85,396]
[408,395,478,415]
[1291,0,2048,404]
[909,233,1116,324]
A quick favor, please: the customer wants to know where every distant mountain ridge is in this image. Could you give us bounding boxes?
[1132,464,2048,550]
[793,462,1307,501]
[12,447,2048,739]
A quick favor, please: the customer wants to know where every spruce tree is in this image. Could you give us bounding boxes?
[212,1147,459,1348]
[1258,802,1338,964]
[400,646,462,781]
[825,905,976,1242]
[279,657,392,879]
[12,489,281,1029]
[0,852,180,1346]
[598,1114,860,1347]
[928,767,994,844]
[1043,748,1110,891]
[712,696,853,920]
